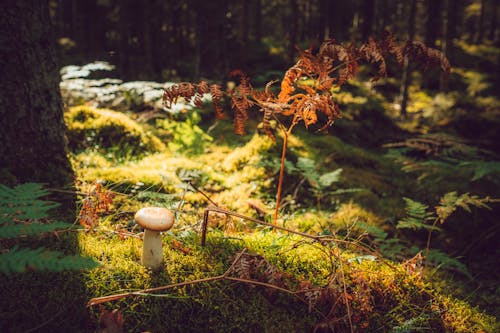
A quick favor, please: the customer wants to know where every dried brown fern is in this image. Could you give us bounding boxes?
[163,32,450,224]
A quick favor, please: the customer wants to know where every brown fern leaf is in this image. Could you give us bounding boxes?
[197,81,209,95]
[319,40,356,85]
[209,84,225,119]
[358,37,388,81]
[233,254,254,280]
[378,30,404,65]
[292,94,340,130]
[163,84,179,108]
[278,67,302,102]
[229,69,253,97]
[193,95,203,108]
[301,98,319,128]
[261,107,276,141]
[231,96,250,135]
[163,82,198,108]
[228,70,254,134]
[404,41,451,74]
[178,82,196,103]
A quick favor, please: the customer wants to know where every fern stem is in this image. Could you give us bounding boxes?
[424,217,439,270]
[274,124,295,225]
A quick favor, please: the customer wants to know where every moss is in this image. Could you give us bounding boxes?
[222,133,275,172]
[2,224,496,332]
[332,202,383,228]
[436,295,498,333]
[79,230,319,332]
[65,106,166,159]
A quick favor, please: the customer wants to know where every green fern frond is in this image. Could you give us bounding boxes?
[397,198,440,231]
[318,168,342,187]
[390,313,431,333]
[0,222,75,239]
[0,246,99,275]
[0,183,99,274]
[356,221,388,240]
[0,183,59,222]
[296,157,315,173]
[426,249,470,277]
[460,160,500,181]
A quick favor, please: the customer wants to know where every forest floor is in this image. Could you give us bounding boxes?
[2,42,500,332]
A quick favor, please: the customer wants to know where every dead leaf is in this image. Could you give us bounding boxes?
[99,307,124,333]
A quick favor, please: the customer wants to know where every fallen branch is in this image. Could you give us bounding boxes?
[201,205,396,269]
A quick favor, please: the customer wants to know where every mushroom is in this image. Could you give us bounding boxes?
[134,207,175,270]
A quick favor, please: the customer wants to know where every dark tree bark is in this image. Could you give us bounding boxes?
[440,0,458,91]
[489,0,498,41]
[193,0,229,77]
[118,0,131,79]
[288,0,298,62]
[0,0,75,214]
[399,0,417,116]
[361,0,375,40]
[476,0,487,43]
[81,0,106,58]
[242,0,250,44]
[255,0,262,43]
[425,0,442,48]
[320,0,331,40]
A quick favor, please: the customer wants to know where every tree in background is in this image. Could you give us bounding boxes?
[0,0,75,216]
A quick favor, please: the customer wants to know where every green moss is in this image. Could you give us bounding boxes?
[222,133,275,172]
[79,230,319,332]
[65,106,166,159]
[2,224,496,332]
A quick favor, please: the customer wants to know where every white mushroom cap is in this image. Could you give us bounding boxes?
[134,207,175,232]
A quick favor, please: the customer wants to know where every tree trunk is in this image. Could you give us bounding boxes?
[440,0,457,91]
[242,0,249,44]
[194,0,228,77]
[425,0,442,48]
[489,0,498,41]
[118,0,131,79]
[476,0,487,43]
[399,0,417,116]
[0,0,75,215]
[362,0,375,40]
[288,0,298,62]
[255,0,262,43]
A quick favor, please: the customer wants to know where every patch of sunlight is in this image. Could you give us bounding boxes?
[456,39,500,63]
[408,90,433,113]
[331,202,383,228]
[222,133,274,172]
[453,68,492,96]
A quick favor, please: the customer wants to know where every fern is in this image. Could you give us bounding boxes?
[425,249,470,277]
[0,246,98,274]
[390,313,432,333]
[0,183,59,222]
[436,192,493,223]
[0,222,75,239]
[384,134,499,183]
[397,198,440,232]
[318,169,343,188]
[0,183,99,275]
[459,161,500,182]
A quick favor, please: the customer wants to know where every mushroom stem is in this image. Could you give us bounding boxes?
[142,229,163,269]
[134,207,174,270]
